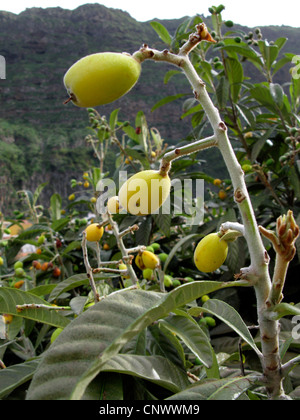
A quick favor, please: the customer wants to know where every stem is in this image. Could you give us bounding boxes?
[133,29,287,398]
[106,212,139,285]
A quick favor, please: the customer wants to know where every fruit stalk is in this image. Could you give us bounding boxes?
[106,212,139,285]
[134,26,287,398]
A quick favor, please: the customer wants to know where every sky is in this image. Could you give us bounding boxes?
[0,0,300,27]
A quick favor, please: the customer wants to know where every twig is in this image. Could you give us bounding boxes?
[16,304,70,311]
[106,212,139,284]
[81,231,100,302]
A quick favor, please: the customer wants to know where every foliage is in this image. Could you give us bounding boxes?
[0,6,300,401]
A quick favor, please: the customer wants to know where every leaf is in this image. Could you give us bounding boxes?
[49,193,62,222]
[109,108,120,131]
[48,273,115,302]
[61,240,82,256]
[167,376,256,400]
[153,213,171,237]
[150,21,172,45]
[32,182,48,207]
[216,76,229,109]
[147,324,185,369]
[224,57,244,103]
[217,39,263,68]
[51,217,69,232]
[268,303,300,320]
[151,93,188,112]
[27,281,247,400]
[258,40,279,71]
[188,299,261,356]
[135,216,152,246]
[164,69,182,84]
[270,83,284,109]
[0,358,40,399]
[0,287,70,329]
[163,233,200,274]
[160,314,214,368]
[101,354,189,393]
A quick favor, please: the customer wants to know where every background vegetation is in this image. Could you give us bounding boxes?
[0,4,299,400]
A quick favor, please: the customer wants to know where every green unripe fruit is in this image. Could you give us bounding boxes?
[216,4,225,13]
[184,277,194,282]
[143,268,154,280]
[37,235,46,245]
[204,317,216,327]
[242,164,252,173]
[158,253,168,263]
[150,243,160,252]
[118,170,171,216]
[64,52,141,107]
[4,228,11,235]
[50,328,63,343]
[234,37,242,43]
[14,261,23,270]
[164,275,173,288]
[194,233,228,273]
[172,279,181,288]
[266,158,275,166]
[201,295,210,303]
[146,246,155,253]
[15,267,25,278]
[119,263,130,279]
[0,257,4,266]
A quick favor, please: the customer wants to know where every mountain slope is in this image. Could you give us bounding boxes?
[0,4,299,212]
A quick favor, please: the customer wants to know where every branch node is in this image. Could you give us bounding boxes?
[234,188,246,203]
[218,121,227,131]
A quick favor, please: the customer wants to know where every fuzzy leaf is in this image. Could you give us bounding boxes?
[27,281,247,400]
[167,375,256,400]
[0,287,70,329]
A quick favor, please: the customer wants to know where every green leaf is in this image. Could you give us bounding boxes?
[101,354,189,393]
[160,314,214,368]
[0,358,40,399]
[153,213,171,237]
[51,217,69,232]
[163,233,200,274]
[188,299,261,356]
[61,240,82,256]
[258,40,279,71]
[147,324,186,369]
[217,39,263,68]
[216,76,230,109]
[109,108,120,131]
[27,281,248,400]
[151,93,188,112]
[269,83,284,109]
[167,376,256,400]
[33,182,48,207]
[49,193,62,222]
[224,57,244,103]
[48,273,115,302]
[150,21,172,45]
[268,303,300,320]
[164,70,182,84]
[0,287,70,328]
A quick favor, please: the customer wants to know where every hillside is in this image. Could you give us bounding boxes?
[0,4,299,212]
